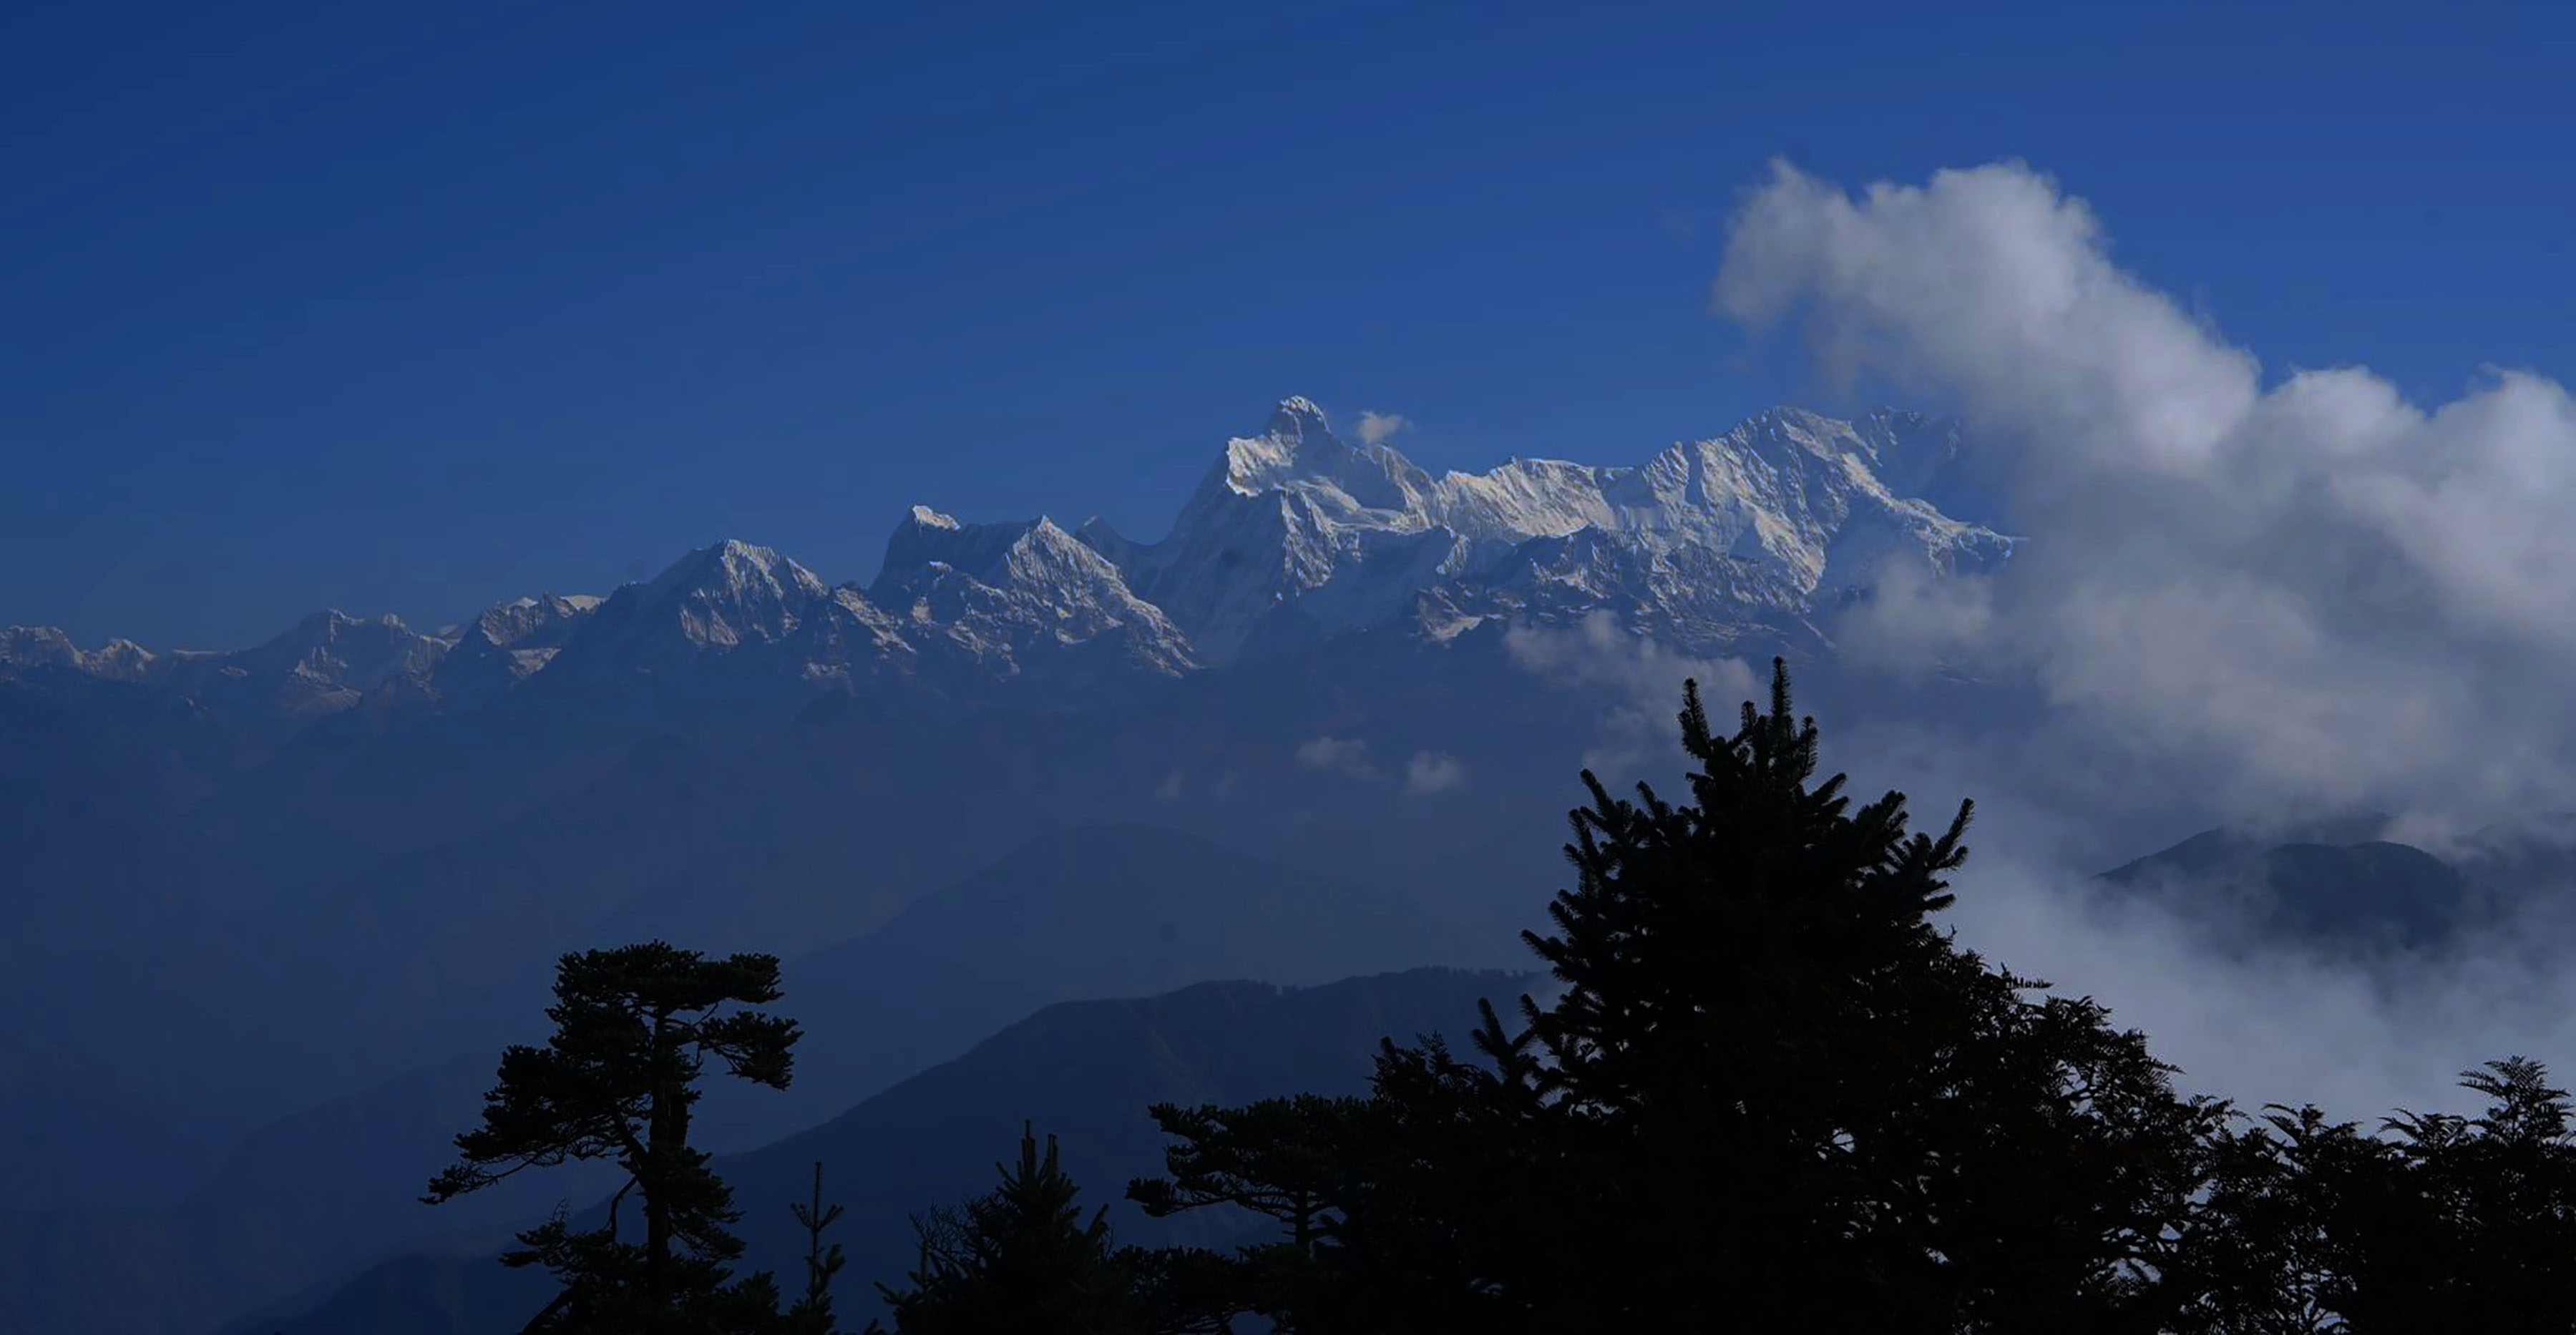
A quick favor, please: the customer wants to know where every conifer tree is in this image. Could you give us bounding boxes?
[1131,660,2229,1332]
[2163,1102,2386,1334]
[1114,1244,1242,1335]
[786,1160,851,1335]
[424,941,801,1334]
[2170,1057,2576,1334]
[2375,1057,2576,1329]
[872,1123,1139,1335]
[1128,1095,1375,1329]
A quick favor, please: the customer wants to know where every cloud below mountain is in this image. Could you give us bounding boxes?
[1503,610,1759,776]
[1717,159,2576,823]
[1714,157,2576,1128]
[1949,822,2576,1122]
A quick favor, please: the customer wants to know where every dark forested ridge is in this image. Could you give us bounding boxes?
[217,662,2576,1334]
[244,968,1524,1334]
[0,817,1496,1335]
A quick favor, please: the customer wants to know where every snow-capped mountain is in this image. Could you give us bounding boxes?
[0,625,157,681]
[0,396,2012,731]
[1074,396,2015,662]
[3,610,447,730]
[525,538,917,706]
[0,397,2022,1315]
[424,592,604,709]
[869,507,1196,683]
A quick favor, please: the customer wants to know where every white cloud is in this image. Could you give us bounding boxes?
[1355,410,1411,446]
[1713,159,2576,822]
[1700,158,2576,1124]
[1941,817,2576,1119]
[1294,735,1377,780]
[1405,750,1468,795]
[1834,552,1998,669]
[1716,160,2260,479]
[1505,611,1761,776]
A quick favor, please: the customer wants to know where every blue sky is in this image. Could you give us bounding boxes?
[6,0,2570,647]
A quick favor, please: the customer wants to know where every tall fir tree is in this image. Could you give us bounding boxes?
[786,1160,852,1335]
[424,941,802,1334]
[872,1123,1140,1335]
[1130,660,2229,1332]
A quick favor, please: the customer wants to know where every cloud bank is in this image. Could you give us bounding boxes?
[1715,159,2576,823]
[1709,160,2576,1118]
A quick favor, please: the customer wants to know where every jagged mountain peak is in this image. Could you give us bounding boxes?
[0,624,80,665]
[293,607,404,631]
[428,590,608,705]
[644,537,826,601]
[82,637,159,680]
[1267,393,1332,434]
[522,537,914,710]
[879,507,1116,587]
[503,592,602,612]
[877,508,1049,592]
[590,538,840,654]
[0,625,148,683]
[224,607,429,667]
[1071,395,2015,665]
[1219,395,1430,512]
[872,504,1196,680]
[4,397,2006,728]
[451,592,602,651]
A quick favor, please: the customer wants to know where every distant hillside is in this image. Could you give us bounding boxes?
[0,819,1504,1335]
[244,966,1532,1335]
[2094,809,2576,951]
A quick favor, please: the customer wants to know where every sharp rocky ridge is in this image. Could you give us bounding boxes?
[0,397,2015,724]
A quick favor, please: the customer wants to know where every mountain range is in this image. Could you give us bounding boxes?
[3,397,2011,732]
[0,398,2041,1334]
[0,396,2020,1107]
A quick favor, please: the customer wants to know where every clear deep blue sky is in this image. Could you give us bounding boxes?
[7,0,2570,647]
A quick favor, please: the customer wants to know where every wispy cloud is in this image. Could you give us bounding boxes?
[1505,611,1759,776]
[1354,410,1411,446]
[1405,750,1468,795]
[1294,735,1378,780]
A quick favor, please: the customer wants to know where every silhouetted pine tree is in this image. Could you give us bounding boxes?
[786,1160,852,1335]
[1115,1244,1241,1335]
[1131,660,2229,1333]
[424,941,802,1334]
[2163,1101,2386,1334]
[2170,1057,2576,1334]
[871,1123,1140,1335]
[2371,1057,2576,1331]
[1128,1094,1375,1329]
